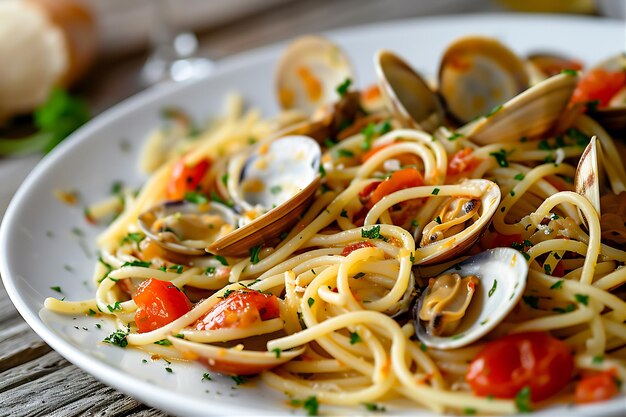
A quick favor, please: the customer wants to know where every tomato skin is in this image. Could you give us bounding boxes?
[571,68,626,108]
[166,157,210,200]
[341,241,375,256]
[447,147,481,177]
[466,332,574,401]
[370,168,424,205]
[195,290,280,331]
[575,369,619,404]
[133,279,191,333]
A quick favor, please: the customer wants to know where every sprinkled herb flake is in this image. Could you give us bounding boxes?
[336,78,352,97]
[514,173,525,181]
[447,132,464,141]
[231,375,247,386]
[215,255,228,266]
[168,264,183,274]
[510,190,516,196]
[349,331,362,344]
[485,104,503,118]
[272,348,281,358]
[431,188,440,195]
[420,343,428,352]
[553,303,576,314]
[291,396,319,416]
[434,216,442,224]
[515,386,532,413]
[544,264,552,275]
[221,173,229,186]
[361,225,384,240]
[550,280,564,290]
[319,164,326,177]
[107,301,123,312]
[353,272,365,279]
[340,209,348,218]
[307,297,315,307]
[336,149,355,158]
[269,185,282,195]
[575,294,589,306]
[488,280,498,297]
[249,245,261,265]
[184,191,209,204]
[202,373,212,381]
[522,295,539,309]
[464,408,477,416]
[50,286,63,293]
[205,266,216,275]
[103,326,130,348]
[154,339,173,346]
[489,149,509,168]
[561,68,578,76]
[122,260,151,268]
[165,367,173,373]
[363,403,386,412]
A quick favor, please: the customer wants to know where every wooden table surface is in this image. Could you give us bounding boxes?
[1,0,603,416]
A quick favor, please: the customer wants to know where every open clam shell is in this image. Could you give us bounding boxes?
[527,52,583,81]
[275,35,354,115]
[169,336,305,376]
[414,248,528,350]
[374,49,445,133]
[207,135,322,257]
[458,72,579,145]
[415,179,501,266]
[138,200,238,256]
[575,136,603,217]
[439,36,529,124]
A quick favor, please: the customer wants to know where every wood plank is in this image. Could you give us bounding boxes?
[0,321,52,372]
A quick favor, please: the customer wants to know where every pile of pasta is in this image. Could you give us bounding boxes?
[46,93,626,415]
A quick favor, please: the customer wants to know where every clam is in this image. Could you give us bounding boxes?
[414,248,528,349]
[527,52,583,81]
[374,50,445,133]
[207,135,322,256]
[575,136,603,216]
[138,200,238,256]
[275,35,354,115]
[457,72,579,145]
[168,336,305,375]
[588,54,626,132]
[439,36,529,124]
[414,179,501,266]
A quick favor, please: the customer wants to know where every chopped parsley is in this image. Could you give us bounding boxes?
[434,216,442,224]
[121,260,151,268]
[221,289,235,299]
[510,190,516,196]
[550,280,564,290]
[515,386,532,413]
[561,68,578,76]
[410,252,415,263]
[340,209,348,218]
[363,403,386,412]
[553,303,576,314]
[231,375,247,386]
[420,342,427,352]
[447,132,463,141]
[431,188,440,195]
[336,78,352,97]
[249,245,261,265]
[154,339,173,346]
[107,301,123,312]
[103,326,130,348]
[575,294,589,306]
[522,295,539,309]
[489,149,509,168]
[269,185,282,195]
[319,164,326,177]
[168,264,183,274]
[120,232,145,246]
[205,266,216,275]
[514,173,525,181]
[463,408,477,416]
[336,149,354,158]
[538,139,552,150]
[349,331,362,344]
[488,280,498,297]
[202,373,212,381]
[307,297,315,307]
[544,264,552,275]
[592,355,604,364]
[291,396,319,416]
[485,104,503,118]
[50,286,63,293]
[272,348,281,358]
[360,120,392,150]
[353,272,365,279]
[87,308,97,316]
[567,128,590,147]
[361,225,384,240]
[215,255,228,266]
[221,173,229,186]
[210,191,234,208]
[184,191,209,204]
[165,367,173,373]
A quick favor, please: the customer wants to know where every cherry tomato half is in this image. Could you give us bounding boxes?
[447,147,482,177]
[466,332,574,401]
[571,68,626,108]
[575,369,619,404]
[195,290,280,331]
[133,278,191,333]
[370,168,424,205]
[166,157,210,200]
[341,241,375,256]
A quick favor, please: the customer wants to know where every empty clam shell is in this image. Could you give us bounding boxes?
[375,49,445,133]
[439,36,529,124]
[414,248,528,350]
[415,179,501,266]
[169,336,305,375]
[138,200,238,256]
[276,35,354,115]
[527,52,583,80]
[458,72,579,145]
[575,136,603,217]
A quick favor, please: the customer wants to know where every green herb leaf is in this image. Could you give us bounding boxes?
[363,402,386,412]
[215,255,228,266]
[107,301,123,312]
[154,339,173,346]
[488,280,497,297]
[307,297,315,307]
[249,245,261,265]
[184,191,209,204]
[592,354,604,364]
[522,295,539,309]
[434,216,442,224]
[431,188,440,195]
[340,209,348,218]
[349,331,361,344]
[515,386,532,413]
[269,185,282,194]
[121,260,151,268]
[319,164,326,177]
[544,264,552,275]
[50,286,63,293]
[0,88,90,156]
[221,173,229,186]
[336,149,354,158]
[447,132,463,141]
[353,272,365,279]
[202,373,212,381]
[336,78,352,97]
[561,68,578,76]
[489,149,509,168]
[550,280,564,290]
[575,293,589,306]
[272,348,281,358]
[103,326,130,348]
[205,266,216,275]
[361,225,384,240]
[231,375,247,386]
[485,104,503,118]
[514,173,525,181]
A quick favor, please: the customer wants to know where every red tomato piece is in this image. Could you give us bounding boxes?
[448,147,482,177]
[571,68,626,108]
[195,290,280,331]
[480,232,522,250]
[341,241,375,256]
[466,332,574,401]
[133,279,191,333]
[575,369,619,404]
[166,157,210,200]
[359,181,382,200]
[370,168,424,205]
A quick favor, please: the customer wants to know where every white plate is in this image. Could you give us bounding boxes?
[1,14,625,417]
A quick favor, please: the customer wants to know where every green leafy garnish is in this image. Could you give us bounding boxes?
[308,297,315,307]
[447,132,463,141]
[561,68,578,76]
[485,104,503,118]
[522,295,539,309]
[489,149,509,167]
[249,245,261,265]
[103,326,130,348]
[215,255,228,266]
[349,331,361,344]
[50,286,63,293]
[431,188,440,195]
[488,280,497,297]
[361,225,385,240]
[0,88,90,156]
[154,339,173,346]
[291,396,319,416]
[514,173,525,181]
[121,260,151,268]
[336,149,355,158]
[184,191,209,204]
[515,386,532,413]
[575,293,589,306]
[550,280,564,290]
[336,78,352,97]
[363,403,386,412]
[231,375,247,385]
